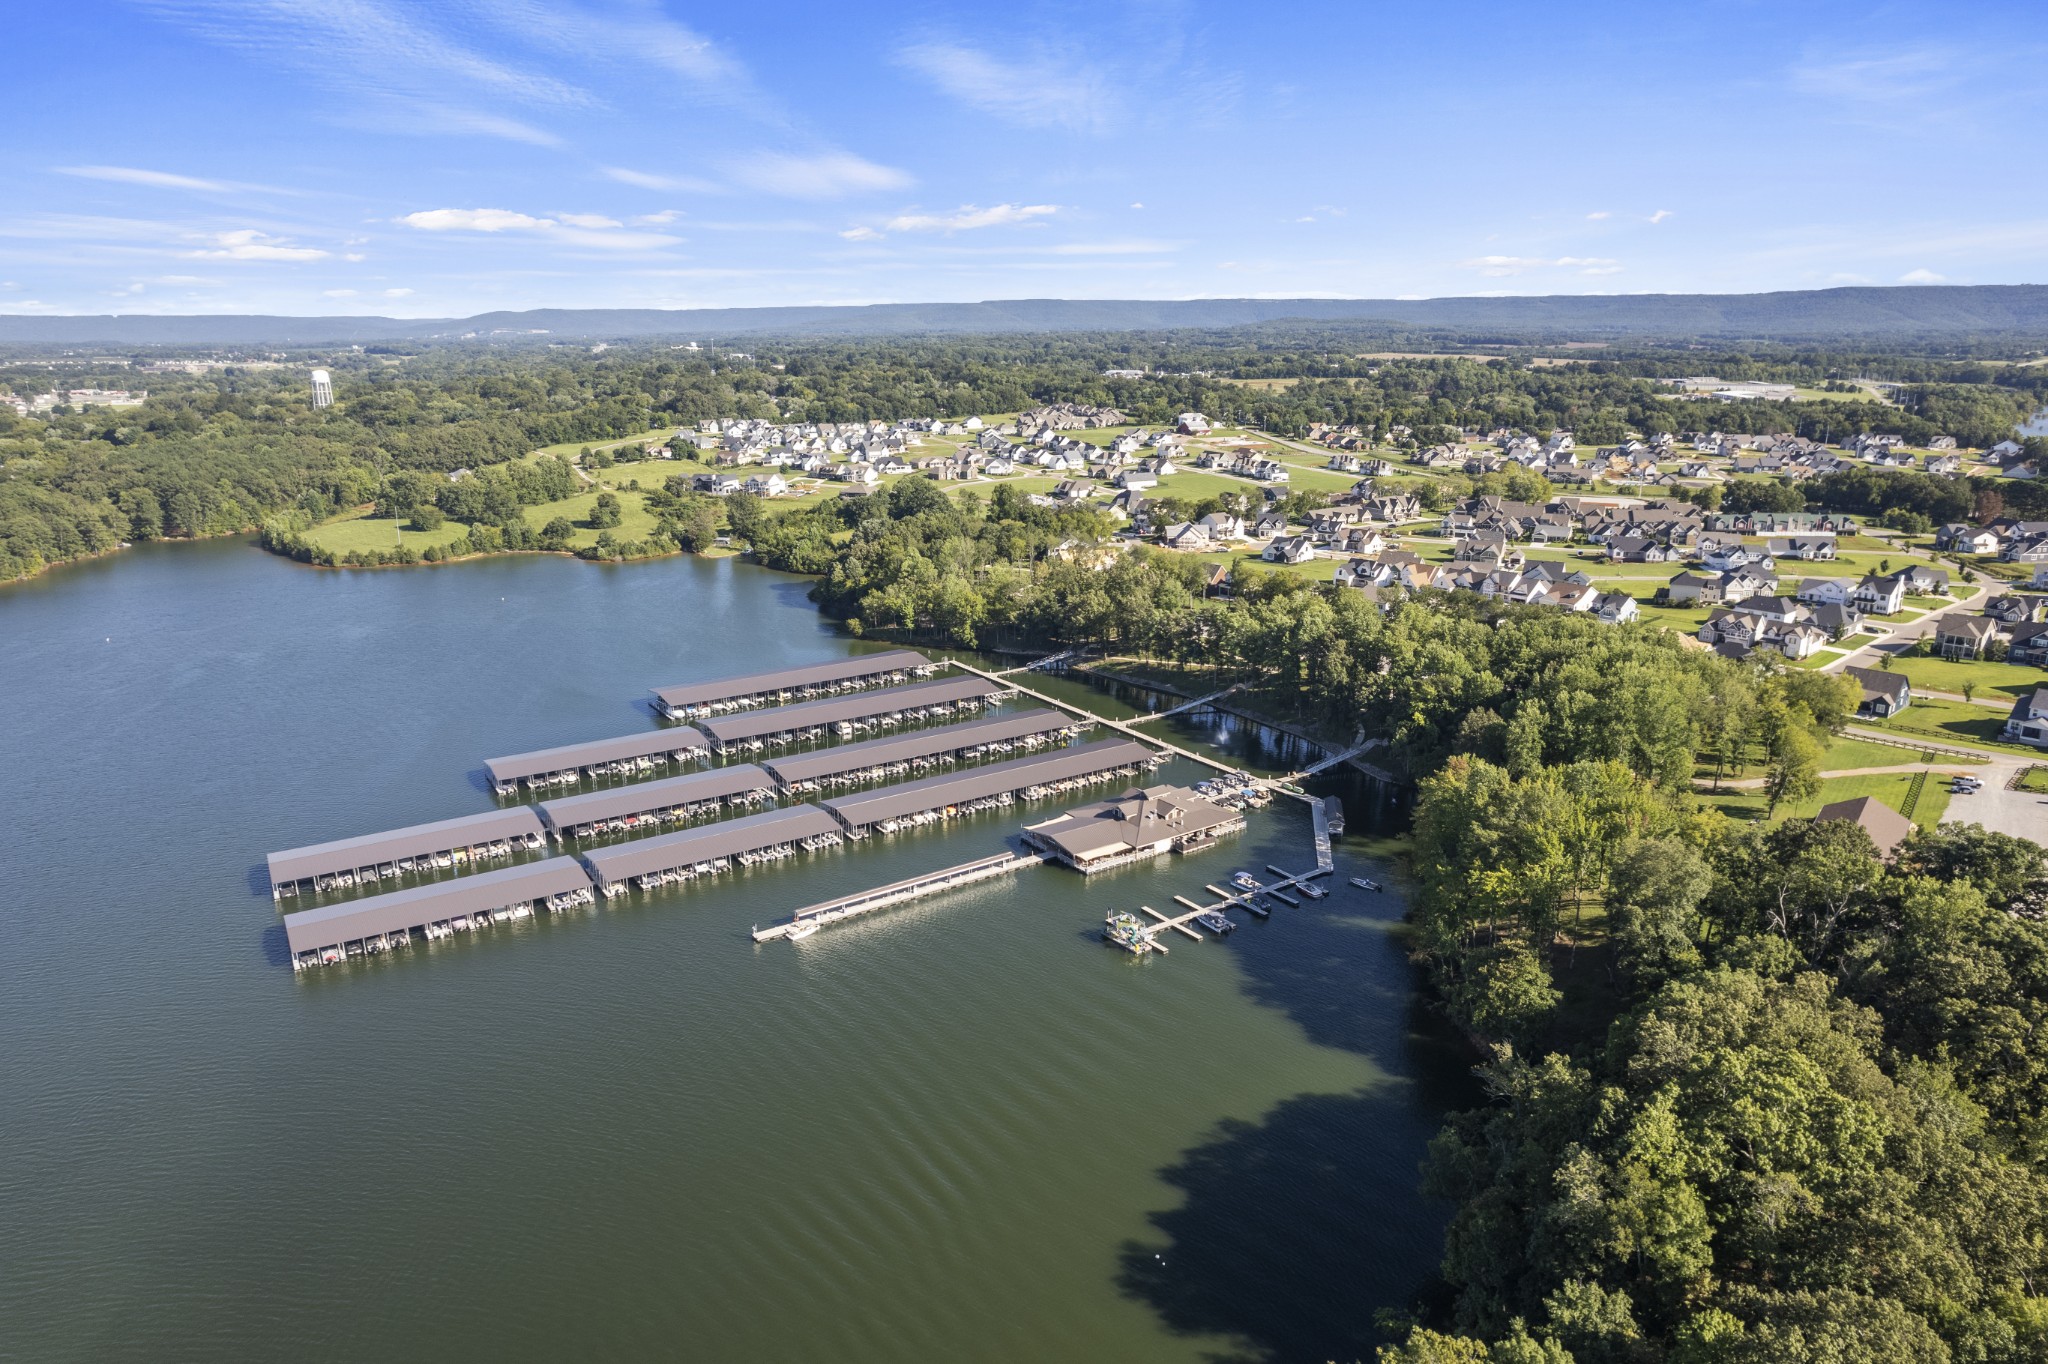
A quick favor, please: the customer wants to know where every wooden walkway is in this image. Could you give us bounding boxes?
[1129,682,1247,723]
[1135,860,1335,944]
[752,850,1048,941]
[951,661,1248,778]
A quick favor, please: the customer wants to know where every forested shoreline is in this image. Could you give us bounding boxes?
[6,335,2046,581]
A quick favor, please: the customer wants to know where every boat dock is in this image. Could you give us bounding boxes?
[1134,858,1336,945]
[751,849,1049,941]
[1129,681,1245,723]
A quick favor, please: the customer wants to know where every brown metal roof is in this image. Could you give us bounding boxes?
[696,676,1000,744]
[761,709,1073,786]
[484,728,707,784]
[580,805,843,887]
[283,857,592,955]
[268,807,546,888]
[652,650,930,710]
[537,764,774,831]
[820,739,1155,828]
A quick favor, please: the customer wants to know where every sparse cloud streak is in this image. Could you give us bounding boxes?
[896,40,1116,133]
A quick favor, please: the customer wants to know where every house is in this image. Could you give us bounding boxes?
[1937,523,2002,555]
[742,473,789,497]
[1701,540,1771,573]
[1052,479,1096,504]
[2007,689,2048,748]
[1844,665,1912,718]
[1592,590,1640,624]
[1606,535,1674,563]
[1663,571,1722,605]
[1162,521,1212,551]
[1985,594,2044,626]
[1815,795,1916,860]
[1896,564,1951,596]
[1198,511,1245,541]
[1796,577,1856,607]
[2008,621,2048,667]
[1809,601,1865,639]
[1176,412,1212,435]
[1251,511,1288,539]
[1767,535,1838,561]
[1262,535,1315,564]
[1339,526,1389,556]
[1851,572,1908,615]
[1932,613,2001,660]
[1115,471,1159,492]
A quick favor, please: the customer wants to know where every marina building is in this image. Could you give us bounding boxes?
[484,728,708,795]
[580,804,845,897]
[267,807,547,900]
[760,709,1081,794]
[536,764,776,839]
[819,739,1158,837]
[652,650,934,720]
[1024,785,1247,874]
[694,676,1003,754]
[285,857,594,969]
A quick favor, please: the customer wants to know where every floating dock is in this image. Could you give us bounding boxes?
[760,709,1080,794]
[652,650,933,720]
[285,857,594,969]
[483,728,708,796]
[694,676,1003,754]
[580,804,844,897]
[751,850,1048,941]
[267,807,547,901]
[819,739,1158,837]
[537,764,775,839]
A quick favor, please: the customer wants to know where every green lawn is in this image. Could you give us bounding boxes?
[300,508,470,555]
[1867,695,2030,753]
[1885,656,2048,700]
[1703,770,1953,828]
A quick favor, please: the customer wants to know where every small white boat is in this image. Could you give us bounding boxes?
[1350,877,1380,892]
[786,920,821,941]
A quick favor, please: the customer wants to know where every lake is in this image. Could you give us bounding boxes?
[0,538,1472,1364]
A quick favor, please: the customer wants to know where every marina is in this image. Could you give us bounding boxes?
[483,727,709,796]
[282,857,595,969]
[651,649,934,720]
[760,708,1082,794]
[580,804,846,897]
[819,739,1159,836]
[693,675,1004,754]
[1022,784,1248,874]
[537,764,776,840]
[266,807,548,901]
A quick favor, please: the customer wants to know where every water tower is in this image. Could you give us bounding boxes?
[309,369,333,409]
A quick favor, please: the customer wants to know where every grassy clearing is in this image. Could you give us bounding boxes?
[2017,766,2048,794]
[1869,695,2029,752]
[1885,656,2048,699]
[1703,770,1952,828]
[300,509,471,555]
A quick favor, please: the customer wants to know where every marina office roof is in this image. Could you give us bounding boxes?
[268,807,546,887]
[761,709,1074,786]
[484,728,708,784]
[820,739,1156,828]
[283,858,592,955]
[696,676,1001,744]
[579,805,843,887]
[653,650,931,711]
[537,764,773,831]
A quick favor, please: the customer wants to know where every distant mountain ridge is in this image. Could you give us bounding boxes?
[3,285,2045,346]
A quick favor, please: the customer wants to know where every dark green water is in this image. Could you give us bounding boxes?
[0,539,1472,1364]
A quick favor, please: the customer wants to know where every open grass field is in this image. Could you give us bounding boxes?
[299,508,471,555]
[1884,656,2048,699]
[1867,694,2030,753]
[1702,769,1952,828]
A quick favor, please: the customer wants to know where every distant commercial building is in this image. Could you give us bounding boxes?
[309,369,333,408]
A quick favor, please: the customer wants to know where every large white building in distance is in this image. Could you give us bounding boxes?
[309,369,333,409]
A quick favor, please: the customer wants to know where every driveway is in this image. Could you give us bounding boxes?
[1823,578,1994,673]
[1954,758,2048,846]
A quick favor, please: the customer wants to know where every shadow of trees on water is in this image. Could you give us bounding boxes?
[1116,853,1481,1363]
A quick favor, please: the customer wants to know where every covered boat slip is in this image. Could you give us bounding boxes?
[267,807,548,901]
[580,804,845,896]
[694,676,1005,754]
[760,709,1083,794]
[652,649,934,720]
[537,764,775,839]
[483,728,708,795]
[820,739,1160,836]
[285,857,595,969]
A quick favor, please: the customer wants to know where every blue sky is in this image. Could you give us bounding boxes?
[3,0,2043,317]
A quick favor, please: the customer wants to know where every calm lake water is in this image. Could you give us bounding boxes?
[0,539,1472,1364]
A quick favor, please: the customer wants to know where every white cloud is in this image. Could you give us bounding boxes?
[1790,46,1964,101]
[184,229,329,261]
[896,40,1115,133]
[56,165,228,192]
[727,152,912,199]
[840,226,884,241]
[557,213,622,229]
[1130,202,1144,210]
[633,210,683,225]
[884,203,1057,233]
[384,287,414,297]
[1648,209,1673,224]
[342,252,366,262]
[1461,254,1622,278]
[322,288,358,297]
[398,207,554,232]
[1900,268,1948,284]
[1586,210,1611,220]
[602,166,722,194]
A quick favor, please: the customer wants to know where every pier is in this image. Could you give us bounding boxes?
[1128,682,1246,723]
[652,649,933,720]
[751,850,1049,941]
[695,676,1003,754]
[1134,859,1335,944]
[949,662,1251,779]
